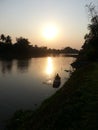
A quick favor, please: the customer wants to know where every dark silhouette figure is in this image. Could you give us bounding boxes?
[55,73,61,80]
[53,73,61,88]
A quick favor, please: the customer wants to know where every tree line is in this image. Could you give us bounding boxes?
[0,34,78,59]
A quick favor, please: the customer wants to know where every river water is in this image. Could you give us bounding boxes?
[0,56,75,129]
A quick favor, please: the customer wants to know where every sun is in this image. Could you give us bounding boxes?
[42,24,58,40]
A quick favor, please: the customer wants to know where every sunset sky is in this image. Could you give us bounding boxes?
[0,0,98,49]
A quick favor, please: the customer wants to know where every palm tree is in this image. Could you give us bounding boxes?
[0,34,6,43]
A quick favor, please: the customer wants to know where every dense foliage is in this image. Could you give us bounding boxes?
[72,6,98,69]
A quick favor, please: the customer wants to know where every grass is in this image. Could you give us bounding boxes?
[7,62,98,130]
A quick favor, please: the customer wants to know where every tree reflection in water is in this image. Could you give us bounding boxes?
[0,58,31,74]
[0,60,13,74]
[17,59,31,73]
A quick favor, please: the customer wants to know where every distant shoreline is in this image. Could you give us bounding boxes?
[0,53,78,60]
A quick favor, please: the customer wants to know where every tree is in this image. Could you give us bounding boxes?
[72,3,98,69]
[86,3,98,37]
[6,35,12,44]
[16,37,30,46]
[0,34,6,43]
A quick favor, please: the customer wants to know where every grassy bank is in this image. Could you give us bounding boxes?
[7,62,98,130]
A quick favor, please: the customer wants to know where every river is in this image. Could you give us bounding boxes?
[0,56,75,129]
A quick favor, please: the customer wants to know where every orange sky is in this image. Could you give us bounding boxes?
[0,0,98,49]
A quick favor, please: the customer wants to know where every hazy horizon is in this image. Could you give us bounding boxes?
[0,0,98,49]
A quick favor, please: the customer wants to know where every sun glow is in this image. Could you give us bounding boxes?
[46,57,53,75]
[42,24,58,40]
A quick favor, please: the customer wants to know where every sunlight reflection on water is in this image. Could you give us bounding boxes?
[0,56,75,127]
[46,57,53,75]
[44,57,53,85]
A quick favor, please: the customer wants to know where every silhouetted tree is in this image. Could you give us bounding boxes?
[62,47,79,54]
[6,35,12,44]
[0,34,6,43]
[72,3,98,69]
[16,37,30,46]
[0,33,78,59]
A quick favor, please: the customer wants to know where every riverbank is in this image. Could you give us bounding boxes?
[7,62,98,130]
